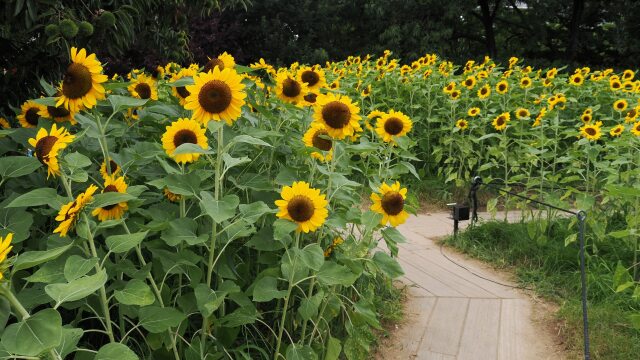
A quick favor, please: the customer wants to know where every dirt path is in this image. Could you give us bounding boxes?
[375,212,566,360]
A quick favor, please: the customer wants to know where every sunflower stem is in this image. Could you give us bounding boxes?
[274,232,301,359]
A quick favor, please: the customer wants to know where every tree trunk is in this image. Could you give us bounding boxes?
[478,0,500,59]
[567,0,585,62]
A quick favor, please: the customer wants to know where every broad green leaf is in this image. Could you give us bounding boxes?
[106,231,148,253]
[630,314,640,330]
[325,337,342,360]
[64,152,92,169]
[286,344,318,360]
[1,309,62,356]
[95,343,139,360]
[0,156,41,178]
[317,261,358,286]
[6,188,59,208]
[228,134,271,148]
[613,261,634,293]
[352,301,382,329]
[109,95,148,112]
[194,284,227,317]
[55,327,84,359]
[64,255,98,281]
[114,279,155,306]
[199,192,239,223]
[164,172,202,196]
[223,153,251,173]
[298,290,324,321]
[274,218,298,241]
[173,143,214,155]
[361,211,382,232]
[168,77,194,87]
[372,251,404,278]
[239,201,275,224]
[138,306,186,333]
[33,97,57,106]
[91,192,135,209]
[219,307,259,327]
[0,298,10,332]
[45,270,108,306]
[161,218,207,246]
[252,276,287,302]
[13,244,72,271]
[298,244,325,271]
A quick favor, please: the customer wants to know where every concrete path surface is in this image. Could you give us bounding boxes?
[376,212,565,360]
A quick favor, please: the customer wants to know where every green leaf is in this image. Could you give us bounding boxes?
[55,327,84,359]
[274,218,298,241]
[361,211,382,232]
[630,314,640,330]
[325,337,342,360]
[109,95,148,112]
[114,279,155,306]
[6,188,59,208]
[239,201,275,224]
[106,231,148,253]
[352,300,382,329]
[33,97,57,106]
[0,207,34,243]
[45,270,108,306]
[64,255,98,281]
[0,156,41,178]
[194,284,227,317]
[223,153,251,173]
[64,152,92,169]
[164,173,202,196]
[298,244,325,271]
[253,276,287,302]
[317,262,358,286]
[228,134,272,148]
[138,306,186,333]
[564,233,577,246]
[298,290,323,321]
[372,251,404,278]
[91,192,135,209]
[199,192,239,223]
[613,261,634,293]
[0,309,62,356]
[161,218,207,246]
[168,77,194,87]
[219,307,259,327]
[95,343,139,360]
[13,244,72,272]
[173,143,214,155]
[286,344,318,360]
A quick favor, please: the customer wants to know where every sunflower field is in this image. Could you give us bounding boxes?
[1,45,640,359]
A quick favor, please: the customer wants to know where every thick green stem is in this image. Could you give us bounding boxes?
[274,233,301,359]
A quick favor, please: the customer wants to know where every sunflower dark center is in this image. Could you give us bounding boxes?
[173,129,198,148]
[616,102,624,109]
[101,185,119,210]
[47,105,70,118]
[481,88,488,94]
[629,110,637,117]
[381,192,404,216]
[384,117,404,135]
[585,127,596,136]
[135,83,152,99]
[204,58,225,73]
[287,195,315,222]
[312,130,332,151]
[304,93,317,103]
[498,84,506,91]
[301,71,320,87]
[282,78,301,98]
[198,80,232,113]
[176,86,190,98]
[497,117,505,126]
[35,136,58,164]
[25,108,40,125]
[322,101,351,129]
[107,160,119,173]
[62,63,93,99]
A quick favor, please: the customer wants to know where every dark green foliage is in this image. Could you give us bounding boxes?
[77,21,94,38]
[44,24,59,37]
[58,19,79,39]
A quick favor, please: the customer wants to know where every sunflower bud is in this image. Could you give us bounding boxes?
[59,19,79,39]
[77,21,94,37]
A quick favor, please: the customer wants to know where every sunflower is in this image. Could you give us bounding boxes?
[275,72,308,104]
[203,52,236,73]
[39,102,76,124]
[546,68,558,79]
[520,76,532,88]
[361,84,372,97]
[152,65,165,80]
[622,69,635,81]
[467,107,480,117]
[313,93,361,139]
[569,73,584,86]
[100,159,121,179]
[456,119,469,130]
[515,108,530,119]
[184,67,246,125]
[370,181,409,227]
[580,121,603,141]
[478,84,491,99]
[54,184,98,237]
[324,236,344,258]
[303,122,333,161]
[463,76,476,89]
[533,108,547,127]
[28,124,75,177]
[92,176,128,221]
[170,67,198,106]
[302,92,319,107]
[0,117,10,129]
[275,181,328,233]
[610,125,624,137]
[250,58,276,77]
[625,107,639,123]
[0,233,13,281]
[297,66,327,91]
[610,79,622,91]
[329,79,340,90]
[161,118,208,164]
[581,113,593,123]
[17,100,44,128]
[449,90,461,100]
[631,122,640,137]
[164,187,182,202]
[443,82,456,94]
[613,99,628,112]
[128,74,158,100]
[492,112,510,131]
[375,110,412,143]
[56,47,107,112]
[366,110,386,131]
[496,80,509,94]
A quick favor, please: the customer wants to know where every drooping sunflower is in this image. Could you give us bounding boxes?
[275,181,328,233]
[56,47,107,112]
[478,84,491,99]
[128,74,158,101]
[0,117,10,129]
[39,103,76,124]
[492,112,510,131]
[164,188,182,202]
[375,110,412,143]
[184,67,246,125]
[496,80,509,94]
[17,100,44,128]
[361,84,372,98]
[203,52,236,73]
[54,184,98,237]
[455,119,469,130]
[170,67,198,106]
[297,66,327,92]
[515,108,530,119]
[610,125,624,137]
[580,121,603,141]
[161,118,208,164]
[631,121,640,137]
[613,99,628,112]
[0,233,13,281]
[303,122,333,162]
[370,181,409,227]
[366,110,386,131]
[27,124,75,177]
[302,92,319,107]
[275,72,308,104]
[100,159,121,179]
[92,176,129,221]
[312,93,362,139]
[467,107,480,117]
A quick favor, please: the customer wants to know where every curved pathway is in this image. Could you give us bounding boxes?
[377,212,564,360]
